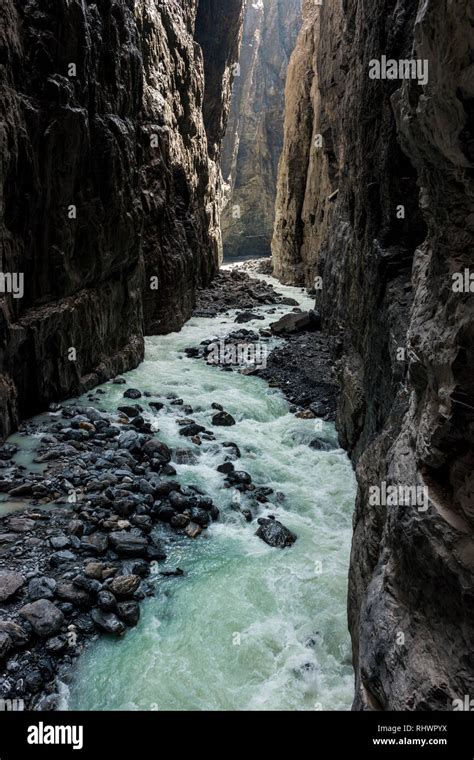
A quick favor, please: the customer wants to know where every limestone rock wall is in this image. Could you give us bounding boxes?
[273,0,474,709]
[0,0,244,438]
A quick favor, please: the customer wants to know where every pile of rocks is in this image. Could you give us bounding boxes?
[0,396,225,709]
[0,370,300,709]
[193,268,284,317]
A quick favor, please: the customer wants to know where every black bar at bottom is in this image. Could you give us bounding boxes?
[0,710,472,757]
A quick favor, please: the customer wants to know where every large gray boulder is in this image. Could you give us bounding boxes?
[19,600,65,637]
[0,571,24,602]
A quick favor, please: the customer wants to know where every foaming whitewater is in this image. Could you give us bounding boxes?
[67,272,356,711]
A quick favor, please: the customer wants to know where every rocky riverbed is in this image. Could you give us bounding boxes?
[0,390,301,708]
[193,259,339,419]
[0,261,344,710]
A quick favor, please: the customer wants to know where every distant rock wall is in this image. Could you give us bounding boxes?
[221,0,301,260]
[0,0,244,438]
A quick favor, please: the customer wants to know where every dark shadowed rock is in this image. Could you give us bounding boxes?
[171,513,190,529]
[109,532,148,558]
[217,462,234,474]
[123,389,142,400]
[222,441,241,459]
[49,549,79,567]
[255,517,297,548]
[309,438,335,452]
[180,424,206,437]
[118,405,144,418]
[80,532,109,556]
[97,590,117,612]
[189,508,211,528]
[270,312,318,335]
[45,636,68,655]
[8,518,36,533]
[0,621,30,648]
[55,583,91,609]
[91,609,126,636]
[235,311,264,323]
[142,439,171,463]
[68,520,84,538]
[28,577,57,601]
[116,601,140,627]
[212,411,236,426]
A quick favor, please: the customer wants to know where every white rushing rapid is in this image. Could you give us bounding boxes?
[62,271,356,711]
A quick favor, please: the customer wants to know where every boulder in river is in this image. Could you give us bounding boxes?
[217,461,234,474]
[212,411,236,427]
[91,609,126,636]
[0,621,30,648]
[55,582,92,609]
[180,423,206,437]
[185,522,202,538]
[108,575,140,598]
[81,532,109,556]
[189,507,211,528]
[118,405,144,418]
[270,310,321,335]
[123,388,142,400]
[227,470,252,486]
[19,599,65,637]
[28,576,57,601]
[109,531,148,557]
[171,513,190,529]
[0,571,24,602]
[222,441,241,459]
[255,518,297,548]
[309,438,334,451]
[116,601,140,627]
[142,439,171,463]
[235,311,264,323]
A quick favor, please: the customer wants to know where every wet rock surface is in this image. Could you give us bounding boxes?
[0,361,291,708]
[0,396,227,708]
[255,517,297,548]
[273,0,474,709]
[191,261,339,420]
[0,0,245,439]
[193,268,282,317]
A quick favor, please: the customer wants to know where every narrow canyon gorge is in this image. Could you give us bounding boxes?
[0,0,472,720]
[1,0,245,439]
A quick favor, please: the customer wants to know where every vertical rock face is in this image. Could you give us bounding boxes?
[271,0,323,284]
[0,0,244,438]
[221,0,301,260]
[274,0,474,709]
[141,0,246,335]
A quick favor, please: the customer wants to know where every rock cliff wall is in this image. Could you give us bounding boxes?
[221,0,301,260]
[0,0,244,438]
[274,0,474,709]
